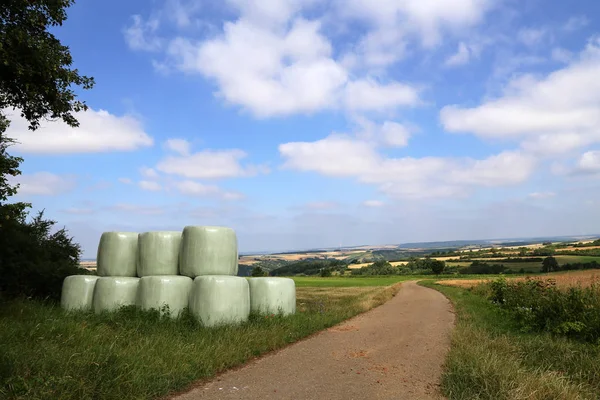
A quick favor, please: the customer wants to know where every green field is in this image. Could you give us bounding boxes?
[292,276,422,287]
[422,281,600,399]
[447,255,600,273]
[0,279,402,400]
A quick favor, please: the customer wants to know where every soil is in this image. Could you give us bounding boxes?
[174,281,455,400]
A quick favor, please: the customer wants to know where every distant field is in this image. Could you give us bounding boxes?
[438,269,600,289]
[292,276,419,287]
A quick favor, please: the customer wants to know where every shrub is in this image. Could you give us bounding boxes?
[0,210,84,301]
[487,277,600,342]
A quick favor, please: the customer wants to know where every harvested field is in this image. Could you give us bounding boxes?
[437,269,600,289]
[347,261,409,269]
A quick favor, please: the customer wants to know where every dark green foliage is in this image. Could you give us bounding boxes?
[351,260,396,276]
[430,259,445,275]
[488,277,600,343]
[532,247,555,256]
[0,0,93,301]
[561,261,600,271]
[251,266,267,277]
[460,261,507,275]
[0,209,84,301]
[319,268,332,277]
[0,0,95,130]
[541,256,560,273]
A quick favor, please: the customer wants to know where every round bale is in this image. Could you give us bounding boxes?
[137,231,182,277]
[61,275,100,311]
[189,275,249,327]
[179,226,238,278]
[136,275,193,317]
[97,232,138,277]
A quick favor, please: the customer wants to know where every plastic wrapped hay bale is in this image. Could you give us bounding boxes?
[97,232,138,277]
[179,226,238,278]
[61,275,100,311]
[137,231,181,277]
[136,276,192,317]
[189,276,249,327]
[93,277,140,313]
[248,277,296,316]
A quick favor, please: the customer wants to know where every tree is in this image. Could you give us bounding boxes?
[430,260,445,275]
[251,266,267,277]
[542,256,560,273]
[1,0,93,300]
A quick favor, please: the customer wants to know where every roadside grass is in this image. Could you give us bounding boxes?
[0,283,400,400]
[421,280,600,399]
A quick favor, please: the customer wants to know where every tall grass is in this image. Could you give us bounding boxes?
[0,284,400,400]
[422,281,600,399]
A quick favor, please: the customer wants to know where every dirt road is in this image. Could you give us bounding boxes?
[174,281,455,400]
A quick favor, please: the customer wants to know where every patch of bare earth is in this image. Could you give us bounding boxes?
[173,282,454,400]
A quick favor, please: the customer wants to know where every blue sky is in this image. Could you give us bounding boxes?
[6,0,600,258]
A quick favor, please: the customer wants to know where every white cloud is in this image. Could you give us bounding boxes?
[363,200,384,207]
[303,201,339,210]
[166,18,348,117]
[551,47,573,63]
[563,16,589,32]
[8,172,76,196]
[124,15,162,51]
[280,135,535,199]
[110,203,165,215]
[140,167,160,179]
[173,180,244,200]
[138,180,162,191]
[62,207,95,215]
[156,149,268,179]
[164,138,191,156]
[4,108,153,154]
[344,79,420,111]
[573,150,600,175]
[440,36,600,156]
[528,192,556,199]
[340,0,494,48]
[517,28,547,47]
[445,42,471,66]
[118,178,133,184]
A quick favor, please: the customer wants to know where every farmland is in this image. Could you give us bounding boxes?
[422,271,600,399]
[0,278,401,400]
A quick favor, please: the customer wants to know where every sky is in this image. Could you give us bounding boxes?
[5,0,600,258]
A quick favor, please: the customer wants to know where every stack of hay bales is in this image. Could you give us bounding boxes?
[60,226,295,326]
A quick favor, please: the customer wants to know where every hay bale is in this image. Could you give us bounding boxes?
[189,276,249,327]
[137,231,181,277]
[136,276,192,317]
[248,277,296,315]
[97,232,138,277]
[179,226,238,278]
[92,277,140,313]
[61,275,100,311]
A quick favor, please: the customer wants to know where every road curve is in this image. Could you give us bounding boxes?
[173,281,455,400]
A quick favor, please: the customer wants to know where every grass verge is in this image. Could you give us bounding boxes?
[0,283,401,400]
[421,281,600,399]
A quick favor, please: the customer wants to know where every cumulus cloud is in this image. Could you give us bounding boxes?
[140,167,160,179]
[118,178,133,184]
[164,138,191,156]
[8,172,76,196]
[156,149,268,179]
[123,15,162,51]
[344,79,420,111]
[573,151,600,175]
[173,180,244,200]
[280,135,535,199]
[440,36,600,156]
[4,108,153,154]
[563,16,589,32]
[138,180,162,191]
[517,27,547,46]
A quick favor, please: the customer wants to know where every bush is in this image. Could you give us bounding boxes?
[0,210,84,301]
[487,277,600,342]
[460,261,506,275]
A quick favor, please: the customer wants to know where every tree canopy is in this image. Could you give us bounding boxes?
[1,0,93,300]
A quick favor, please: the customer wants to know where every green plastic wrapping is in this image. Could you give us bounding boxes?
[92,277,140,313]
[248,277,296,316]
[97,232,138,277]
[179,226,238,278]
[61,275,100,311]
[137,231,181,277]
[136,276,192,317]
[189,276,249,327]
